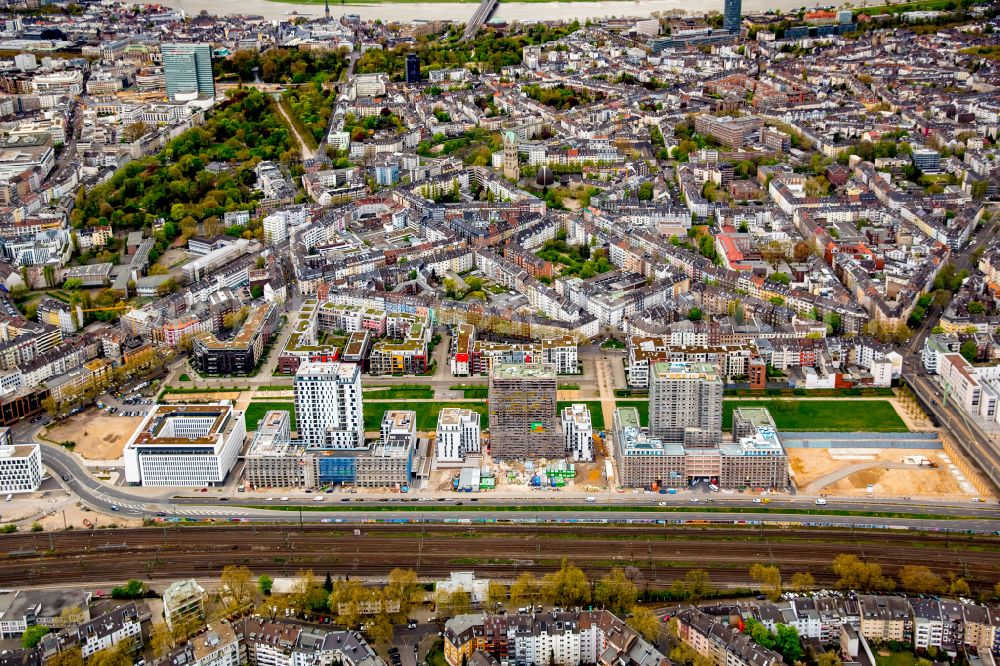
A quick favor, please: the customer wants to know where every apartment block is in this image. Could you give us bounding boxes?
[162,580,206,633]
[561,404,594,462]
[235,619,383,666]
[191,302,279,376]
[245,410,315,489]
[648,361,723,444]
[294,361,364,450]
[435,407,481,464]
[488,363,563,460]
[858,595,913,644]
[446,610,668,666]
[675,607,784,666]
[160,622,239,666]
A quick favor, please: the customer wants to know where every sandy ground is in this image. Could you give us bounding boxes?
[788,448,966,498]
[888,396,935,431]
[46,414,144,460]
[35,502,143,530]
[162,391,242,403]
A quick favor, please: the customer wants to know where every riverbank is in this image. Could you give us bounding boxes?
[151,0,835,23]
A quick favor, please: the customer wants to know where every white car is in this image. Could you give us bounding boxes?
[313,496,324,502]
[281,497,289,502]
[753,498,762,503]
[658,501,667,506]
[266,497,274,502]
[690,497,699,503]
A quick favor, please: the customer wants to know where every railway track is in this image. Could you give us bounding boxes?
[3,524,997,590]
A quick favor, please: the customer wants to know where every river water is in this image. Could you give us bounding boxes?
[154,0,819,24]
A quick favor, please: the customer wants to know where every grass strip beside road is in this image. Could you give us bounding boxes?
[233,504,973,520]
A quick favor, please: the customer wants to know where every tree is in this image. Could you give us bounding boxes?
[688,307,703,321]
[220,565,255,610]
[290,570,329,613]
[947,576,971,597]
[367,611,394,645]
[21,626,50,649]
[437,588,471,617]
[87,645,131,666]
[251,285,264,299]
[671,569,713,601]
[258,574,274,596]
[329,579,366,628]
[324,572,334,593]
[47,647,84,666]
[486,581,507,609]
[510,572,540,608]
[385,568,422,618]
[774,624,803,663]
[627,606,660,641]
[792,241,812,263]
[541,559,591,607]
[595,567,638,614]
[149,622,176,658]
[899,565,945,595]
[960,339,978,363]
[750,563,783,600]
[831,554,894,591]
[816,652,842,666]
[111,579,145,599]
[789,572,814,592]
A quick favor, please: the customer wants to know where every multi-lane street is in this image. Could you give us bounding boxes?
[28,434,1000,531]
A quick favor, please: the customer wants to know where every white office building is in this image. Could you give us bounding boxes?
[294,361,364,449]
[435,408,481,464]
[561,404,594,462]
[123,404,245,487]
[0,429,42,494]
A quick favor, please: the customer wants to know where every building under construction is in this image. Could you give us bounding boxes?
[488,362,563,459]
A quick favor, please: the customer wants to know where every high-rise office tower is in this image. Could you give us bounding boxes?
[724,0,742,33]
[161,43,216,101]
[294,361,364,449]
[648,361,723,445]
[405,53,420,84]
[488,362,562,459]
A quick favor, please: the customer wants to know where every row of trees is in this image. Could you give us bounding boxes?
[282,83,337,147]
[748,557,973,599]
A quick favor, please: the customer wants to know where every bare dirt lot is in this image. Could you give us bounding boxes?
[788,447,971,498]
[45,414,143,460]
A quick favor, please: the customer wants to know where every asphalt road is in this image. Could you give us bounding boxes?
[27,436,1000,531]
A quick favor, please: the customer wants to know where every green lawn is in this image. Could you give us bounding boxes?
[724,399,906,432]
[557,401,605,430]
[178,374,191,382]
[363,401,489,430]
[615,398,906,432]
[362,386,434,399]
[425,640,447,666]
[450,385,488,399]
[874,651,922,666]
[245,402,296,431]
